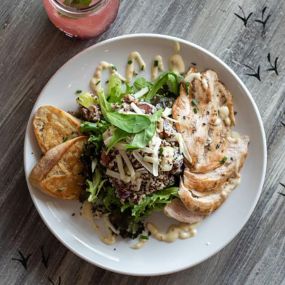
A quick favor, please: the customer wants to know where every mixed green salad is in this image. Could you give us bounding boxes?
[76,71,186,239]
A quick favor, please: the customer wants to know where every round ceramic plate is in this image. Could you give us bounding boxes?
[24,34,267,276]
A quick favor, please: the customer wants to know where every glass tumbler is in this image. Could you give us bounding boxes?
[43,0,120,39]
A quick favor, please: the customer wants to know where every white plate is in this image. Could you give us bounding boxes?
[24,34,267,276]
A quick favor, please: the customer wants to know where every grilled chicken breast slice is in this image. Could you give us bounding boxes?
[179,177,241,216]
[183,135,249,192]
[164,198,204,224]
[172,69,235,173]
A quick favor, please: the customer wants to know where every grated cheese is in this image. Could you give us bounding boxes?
[130,102,144,114]
[134,178,142,192]
[119,150,135,180]
[133,87,149,99]
[133,151,153,174]
[142,147,154,154]
[116,154,126,181]
[143,156,156,163]
[106,169,131,183]
[151,135,161,177]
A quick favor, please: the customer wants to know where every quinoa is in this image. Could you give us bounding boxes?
[102,140,183,203]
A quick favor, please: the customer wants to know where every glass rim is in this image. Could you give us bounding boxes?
[52,0,108,15]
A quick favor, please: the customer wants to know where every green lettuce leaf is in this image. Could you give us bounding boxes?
[80,121,110,134]
[86,169,106,203]
[133,77,153,91]
[122,187,179,221]
[108,74,124,103]
[76,92,97,108]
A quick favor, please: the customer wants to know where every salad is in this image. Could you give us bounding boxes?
[76,53,190,242]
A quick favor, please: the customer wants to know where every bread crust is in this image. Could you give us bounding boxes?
[29,136,87,200]
[33,105,81,153]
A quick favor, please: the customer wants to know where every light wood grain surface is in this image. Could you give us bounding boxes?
[1,0,285,284]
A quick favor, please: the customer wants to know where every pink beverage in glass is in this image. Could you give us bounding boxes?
[43,0,120,39]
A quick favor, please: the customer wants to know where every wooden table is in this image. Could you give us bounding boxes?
[1,0,285,284]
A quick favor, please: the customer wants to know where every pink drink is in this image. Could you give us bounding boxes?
[43,0,120,39]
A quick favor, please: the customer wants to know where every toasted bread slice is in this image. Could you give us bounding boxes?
[33,105,81,153]
[29,136,87,200]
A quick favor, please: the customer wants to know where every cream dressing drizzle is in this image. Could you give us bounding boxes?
[82,201,116,245]
[131,238,148,249]
[90,61,126,93]
[169,54,185,74]
[126,51,146,82]
[151,55,164,80]
[169,41,185,74]
[147,222,197,243]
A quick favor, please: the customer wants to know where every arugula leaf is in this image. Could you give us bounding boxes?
[122,187,179,222]
[106,128,129,151]
[106,112,151,134]
[126,109,163,149]
[86,169,106,203]
[76,92,97,108]
[64,0,92,8]
[126,126,154,149]
[98,89,151,133]
[145,72,182,102]
[108,74,124,103]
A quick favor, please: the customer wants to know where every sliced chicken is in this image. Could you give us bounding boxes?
[164,198,204,224]
[172,69,235,173]
[183,135,249,192]
[168,68,250,219]
[179,177,241,216]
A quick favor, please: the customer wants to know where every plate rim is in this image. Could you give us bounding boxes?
[23,33,267,276]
